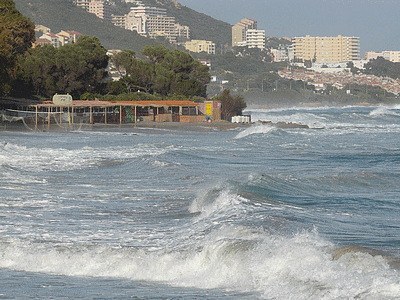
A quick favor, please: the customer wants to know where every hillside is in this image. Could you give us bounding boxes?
[142,0,232,47]
[13,0,168,53]
[13,0,232,53]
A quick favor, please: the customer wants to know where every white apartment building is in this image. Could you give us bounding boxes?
[246,29,265,49]
[130,6,167,17]
[123,0,143,4]
[232,18,257,47]
[125,13,145,34]
[124,6,189,42]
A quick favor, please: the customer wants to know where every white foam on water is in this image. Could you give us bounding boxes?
[234,124,276,139]
[0,142,171,172]
[0,179,399,299]
[0,226,399,299]
[369,106,400,118]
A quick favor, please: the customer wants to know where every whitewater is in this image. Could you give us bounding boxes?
[0,105,400,299]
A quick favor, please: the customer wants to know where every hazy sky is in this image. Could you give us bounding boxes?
[178,0,400,55]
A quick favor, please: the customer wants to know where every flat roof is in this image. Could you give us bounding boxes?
[1,98,200,108]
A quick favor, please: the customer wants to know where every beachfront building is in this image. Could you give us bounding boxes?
[0,98,209,130]
[292,35,360,63]
[232,18,258,47]
[185,40,216,54]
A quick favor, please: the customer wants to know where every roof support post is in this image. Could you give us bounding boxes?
[120,106,122,125]
[134,105,137,127]
[47,106,51,130]
[35,105,38,131]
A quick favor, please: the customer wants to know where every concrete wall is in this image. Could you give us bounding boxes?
[180,115,206,123]
[155,114,173,122]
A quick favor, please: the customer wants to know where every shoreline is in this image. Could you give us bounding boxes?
[0,120,250,133]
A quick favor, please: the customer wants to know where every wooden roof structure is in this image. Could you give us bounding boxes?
[0,98,200,108]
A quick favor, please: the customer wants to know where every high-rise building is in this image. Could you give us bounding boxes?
[130,6,167,17]
[112,14,126,28]
[146,16,177,42]
[292,35,360,63]
[246,29,265,49]
[232,18,257,47]
[88,1,112,22]
[125,6,189,42]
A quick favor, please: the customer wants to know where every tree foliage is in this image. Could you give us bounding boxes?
[112,45,210,98]
[15,36,109,99]
[0,0,35,95]
[213,89,246,120]
[364,57,400,79]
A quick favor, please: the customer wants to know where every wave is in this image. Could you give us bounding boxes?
[1,226,399,299]
[1,175,400,299]
[234,124,276,139]
[0,141,171,172]
[249,112,327,128]
[369,106,400,118]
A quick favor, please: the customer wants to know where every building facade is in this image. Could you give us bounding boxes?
[292,35,360,63]
[232,18,257,47]
[112,14,126,28]
[88,1,112,21]
[124,6,189,42]
[75,0,90,10]
[185,40,216,54]
[364,51,400,63]
[246,29,265,49]
[130,6,167,17]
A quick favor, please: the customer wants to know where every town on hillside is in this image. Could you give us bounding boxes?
[31,0,400,99]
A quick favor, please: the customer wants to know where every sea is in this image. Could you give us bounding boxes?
[1,105,400,299]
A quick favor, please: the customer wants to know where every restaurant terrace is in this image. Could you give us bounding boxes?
[0,98,210,130]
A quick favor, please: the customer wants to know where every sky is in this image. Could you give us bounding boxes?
[178,0,400,56]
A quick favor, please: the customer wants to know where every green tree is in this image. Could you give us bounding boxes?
[114,45,210,98]
[16,35,109,99]
[364,57,400,79]
[143,45,210,97]
[14,44,57,98]
[55,36,109,98]
[112,49,154,93]
[213,89,247,120]
[0,0,35,95]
